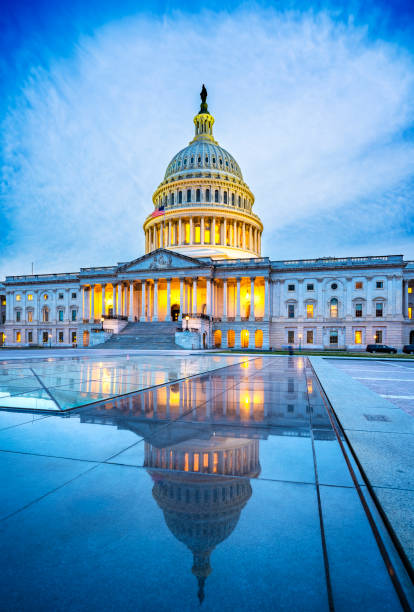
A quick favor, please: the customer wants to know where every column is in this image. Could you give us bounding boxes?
[192,278,198,313]
[396,278,403,316]
[101,284,106,317]
[249,277,255,321]
[117,284,122,317]
[317,280,323,319]
[366,278,372,316]
[140,282,146,321]
[264,278,269,320]
[224,218,227,245]
[298,280,304,317]
[222,280,228,320]
[236,278,241,321]
[249,225,253,251]
[112,284,116,316]
[212,217,216,246]
[201,217,205,245]
[242,223,246,250]
[206,279,211,316]
[129,282,134,321]
[168,221,171,247]
[153,280,158,321]
[82,287,87,321]
[179,279,184,320]
[345,277,352,317]
[166,279,171,321]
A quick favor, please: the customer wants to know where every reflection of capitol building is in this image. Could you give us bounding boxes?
[146,436,260,603]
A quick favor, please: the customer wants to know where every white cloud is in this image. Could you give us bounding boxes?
[2,7,414,277]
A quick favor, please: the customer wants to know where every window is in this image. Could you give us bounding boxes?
[16,311,21,322]
[43,309,49,322]
[374,330,383,344]
[354,330,362,344]
[306,304,314,319]
[71,332,77,343]
[205,189,210,202]
[331,283,338,290]
[28,331,33,343]
[196,189,200,202]
[355,303,362,317]
[27,311,33,322]
[409,307,413,319]
[16,294,21,301]
[306,283,314,291]
[71,292,77,299]
[171,193,174,205]
[58,310,64,322]
[27,294,33,301]
[329,330,338,344]
[376,281,383,289]
[197,156,201,164]
[43,293,48,300]
[212,157,216,164]
[255,329,263,348]
[288,330,295,344]
[224,192,227,204]
[241,329,249,348]
[71,310,77,321]
[227,329,235,348]
[330,298,338,318]
[238,196,241,207]
[58,331,64,343]
[409,287,413,294]
[190,157,194,164]
[16,331,21,343]
[375,303,383,317]
[355,281,363,289]
[214,190,219,203]
[187,189,191,202]
[178,191,182,204]
[306,330,314,344]
[42,332,48,343]
[58,293,64,299]
[231,193,235,205]
[288,304,295,318]
[287,404,294,413]
[288,284,295,292]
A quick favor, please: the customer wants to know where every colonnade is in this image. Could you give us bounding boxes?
[81,276,270,323]
[145,216,261,255]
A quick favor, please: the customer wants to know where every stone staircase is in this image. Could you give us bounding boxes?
[91,321,183,350]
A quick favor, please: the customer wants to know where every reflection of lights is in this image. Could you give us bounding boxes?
[297,359,304,371]
[307,380,313,394]
[241,361,249,369]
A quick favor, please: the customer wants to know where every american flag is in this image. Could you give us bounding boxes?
[151,206,165,218]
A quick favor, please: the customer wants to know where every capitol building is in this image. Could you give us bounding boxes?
[1,87,414,351]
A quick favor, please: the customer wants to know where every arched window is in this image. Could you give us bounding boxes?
[196,189,201,202]
[206,189,210,202]
[231,193,235,205]
[43,307,49,322]
[227,329,235,348]
[255,329,263,349]
[219,158,223,165]
[214,330,222,348]
[171,193,174,205]
[178,191,182,204]
[214,190,219,203]
[197,156,201,164]
[212,157,216,164]
[190,157,194,164]
[238,195,241,207]
[224,192,228,204]
[330,298,338,318]
[205,156,208,164]
[241,329,249,348]
[184,158,187,166]
[187,189,191,203]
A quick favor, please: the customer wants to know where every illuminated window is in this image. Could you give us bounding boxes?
[330,298,338,318]
[203,453,209,469]
[214,329,222,347]
[376,281,383,289]
[355,303,362,317]
[255,329,263,348]
[43,294,48,300]
[204,220,211,244]
[355,330,362,344]
[288,304,295,318]
[306,283,314,291]
[193,453,199,472]
[27,311,33,322]
[27,294,33,301]
[194,222,201,243]
[288,330,294,344]
[306,304,314,319]
[409,287,413,294]
[16,295,21,301]
[16,311,21,322]
[213,452,219,473]
[215,221,220,245]
[330,330,338,344]
[375,330,383,344]
[71,332,77,343]
[184,453,189,471]
[58,331,64,343]
[227,329,235,348]
[16,331,21,343]
[185,222,190,243]
[306,330,314,344]
[375,303,383,317]
[409,307,413,319]
[355,281,363,289]
[241,329,249,348]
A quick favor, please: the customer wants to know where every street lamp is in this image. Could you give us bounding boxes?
[185,315,189,331]
[48,332,52,348]
[298,333,302,352]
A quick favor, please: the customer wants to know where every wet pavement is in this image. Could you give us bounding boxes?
[0,356,412,611]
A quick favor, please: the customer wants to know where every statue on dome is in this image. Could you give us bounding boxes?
[200,84,209,113]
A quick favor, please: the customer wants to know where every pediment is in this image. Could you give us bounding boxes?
[118,249,205,272]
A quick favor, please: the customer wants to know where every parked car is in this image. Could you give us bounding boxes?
[366,344,397,354]
[402,344,414,354]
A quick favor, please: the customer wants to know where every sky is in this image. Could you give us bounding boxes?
[1,0,414,277]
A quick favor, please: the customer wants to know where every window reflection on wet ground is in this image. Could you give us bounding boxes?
[0,356,410,610]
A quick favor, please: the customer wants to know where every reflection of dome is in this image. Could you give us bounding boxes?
[151,471,252,604]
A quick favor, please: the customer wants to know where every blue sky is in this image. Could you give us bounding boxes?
[1,0,414,276]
